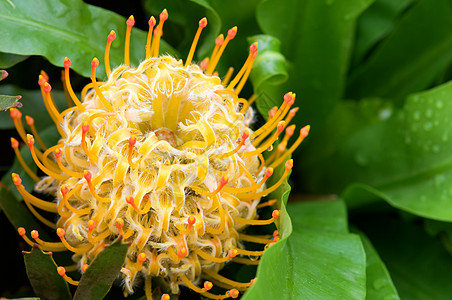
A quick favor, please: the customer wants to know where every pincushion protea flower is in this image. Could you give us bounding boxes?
[9,9,309,299]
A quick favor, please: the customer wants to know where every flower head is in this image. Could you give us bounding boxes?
[11,10,309,298]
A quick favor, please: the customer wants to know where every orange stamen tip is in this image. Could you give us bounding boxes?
[241,130,250,140]
[199,17,207,28]
[283,92,294,103]
[18,227,26,236]
[251,278,257,285]
[204,281,213,291]
[272,210,280,219]
[178,246,187,258]
[61,185,69,195]
[301,125,310,137]
[10,137,19,149]
[54,148,63,158]
[289,107,299,117]
[63,57,71,68]
[125,196,134,205]
[228,26,238,39]
[26,134,35,147]
[285,159,293,170]
[126,15,135,27]
[128,136,137,147]
[267,241,276,248]
[82,122,90,133]
[228,249,238,258]
[115,218,124,228]
[57,266,66,277]
[220,175,229,186]
[56,228,65,237]
[188,216,196,225]
[38,75,46,87]
[200,58,209,70]
[87,220,96,230]
[160,9,168,21]
[229,289,239,298]
[108,30,116,41]
[10,108,21,119]
[91,58,99,68]
[12,173,22,186]
[43,82,52,93]
[161,294,170,300]
[149,16,156,27]
[273,236,280,242]
[215,34,224,46]
[265,168,274,177]
[268,107,277,118]
[25,115,34,126]
[138,253,147,263]
[273,230,279,237]
[83,170,92,182]
[82,264,89,272]
[286,125,296,136]
[31,230,39,239]
[277,121,285,132]
[250,42,258,53]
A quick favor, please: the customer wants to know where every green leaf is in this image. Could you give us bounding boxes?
[354,230,400,300]
[347,0,452,100]
[0,52,29,68]
[256,0,374,130]
[73,237,129,300]
[23,246,72,300]
[0,94,22,110]
[357,215,452,300]
[0,0,177,79]
[243,199,366,300]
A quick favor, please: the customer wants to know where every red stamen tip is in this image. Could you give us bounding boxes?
[273,236,280,242]
[43,82,52,93]
[26,134,35,147]
[160,9,168,21]
[82,264,89,272]
[220,175,229,186]
[125,196,134,205]
[128,136,137,147]
[56,228,65,237]
[215,34,224,46]
[228,249,238,258]
[63,57,71,68]
[61,185,69,196]
[229,289,239,298]
[149,16,156,27]
[12,173,22,186]
[272,210,280,219]
[18,227,26,236]
[204,281,213,291]
[301,125,310,137]
[91,58,99,68]
[9,108,21,119]
[241,130,250,141]
[25,115,34,126]
[82,122,90,134]
[31,230,39,240]
[57,266,66,277]
[273,230,279,237]
[126,15,135,27]
[277,121,285,132]
[137,253,147,263]
[161,294,170,300]
[1,70,8,80]
[108,30,116,41]
[199,17,207,28]
[250,42,258,53]
[265,168,274,178]
[284,92,294,103]
[83,170,93,182]
[54,148,63,158]
[10,137,19,149]
[228,26,238,39]
[285,159,293,170]
[188,216,196,225]
[115,218,124,229]
[87,220,95,231]
[38,75,47,87]
[178,246,187,258]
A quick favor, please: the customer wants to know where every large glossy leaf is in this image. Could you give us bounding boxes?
[256,0,374,131]
[0,52,29,68]
[73,237,129,300]
[347,0,452,100]
[0,0,176,79]
[243,199,366,300]
[357,215,452,300]
[23,245,72,300]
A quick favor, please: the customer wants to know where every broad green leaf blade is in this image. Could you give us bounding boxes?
[355,230,400,300]
[347,0,452,100]
[357,215,452,300]
[0,52,29,68]
[256,0,374,130]
[0,0,176,79]
[0,94,22,110]
[352,0,413,67]
[23,246,72,300]
[243,199,366,300]
[73,237,129,300]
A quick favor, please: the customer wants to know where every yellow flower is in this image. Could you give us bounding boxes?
[10,9,309,299]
